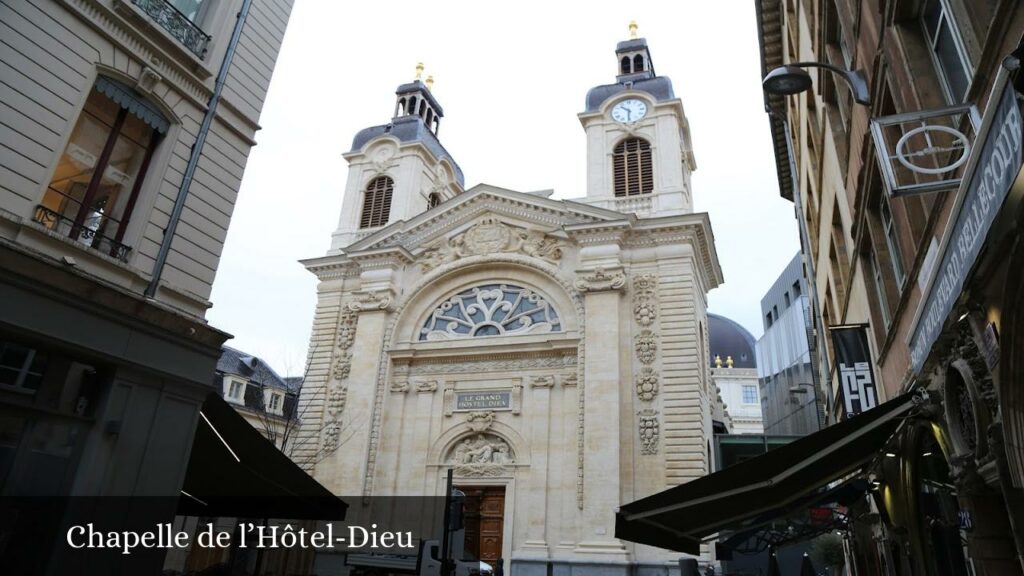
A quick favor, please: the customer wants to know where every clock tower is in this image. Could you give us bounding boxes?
[578,23,697,217]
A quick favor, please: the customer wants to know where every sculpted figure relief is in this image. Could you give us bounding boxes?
[418,219,564,271]
[448,433,515,476]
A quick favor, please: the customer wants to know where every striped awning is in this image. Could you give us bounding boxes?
[95,75,170,134]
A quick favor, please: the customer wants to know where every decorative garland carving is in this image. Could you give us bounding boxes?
[466,411,496,432]
[389,380,410,393]
[561,372,578,387]
[531,375,555,388]
[409,354,576,375]
[418,218,565,271]
[322,305,359,453]
[636,367,659,401]
[636,330,658,364]
[638,409,660,455]
[415,380,439,393]
[574,267,626,292]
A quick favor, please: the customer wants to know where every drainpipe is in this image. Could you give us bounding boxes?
[145,0,254,298]
[774,111,832,426]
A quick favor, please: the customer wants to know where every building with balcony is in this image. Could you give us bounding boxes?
[755,0,1024,572]
[0,0,293,572]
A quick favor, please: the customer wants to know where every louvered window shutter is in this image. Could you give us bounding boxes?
[612,138,653,197]
[360,176,394,228]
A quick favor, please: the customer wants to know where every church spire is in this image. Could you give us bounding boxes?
[615,21,655,83]
[393,62,443,135]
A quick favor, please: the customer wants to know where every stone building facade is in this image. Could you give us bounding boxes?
[757,0,1024,572]
[0,0,292,571]
[295,30,723,575]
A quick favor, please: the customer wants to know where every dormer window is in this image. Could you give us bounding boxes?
[224,377,245,403]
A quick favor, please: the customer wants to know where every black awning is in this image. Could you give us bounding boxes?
[616,393,916,554]
[179,392,347,520]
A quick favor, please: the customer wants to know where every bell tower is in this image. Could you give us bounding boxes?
[330,63,464,252]
[578,23,697,217]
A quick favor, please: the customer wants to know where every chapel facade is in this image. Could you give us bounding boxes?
[294,28,723,575]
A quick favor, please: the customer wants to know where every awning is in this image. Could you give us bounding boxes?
[179,392,347,520]
[95,76,170,134]
[615,393,917,554]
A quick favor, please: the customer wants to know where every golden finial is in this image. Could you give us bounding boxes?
[415,62,424,81]
[629,20,638,39]
[425,75,434,90]
[726,355,734,368]
[714,355,722,368]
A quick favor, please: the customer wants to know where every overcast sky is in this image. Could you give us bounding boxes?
[207,1,801,375]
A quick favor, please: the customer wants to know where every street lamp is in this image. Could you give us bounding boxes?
[788,383,823,432]
[763,62,871,106]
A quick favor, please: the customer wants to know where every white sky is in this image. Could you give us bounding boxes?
[207,0,801,375]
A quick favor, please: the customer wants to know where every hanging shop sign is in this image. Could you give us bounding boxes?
[909,79,1022,375]
[832,326,879,419]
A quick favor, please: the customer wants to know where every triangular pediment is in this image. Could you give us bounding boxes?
[344,184,632,255]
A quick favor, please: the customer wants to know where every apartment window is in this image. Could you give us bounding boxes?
[870,252,892,328]
[36,78,168,262]
[921,0,971,102]
[784,292,791,309]
[268,392,282,413]
[773,305,779,321]
[880,198,906,286]
[766,313,774,329]
[0,342,47,393]
[792,281,802,297]
[742,385,758,405]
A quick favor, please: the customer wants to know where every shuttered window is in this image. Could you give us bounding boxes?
[360,176,394,228]
[612,138,654,197]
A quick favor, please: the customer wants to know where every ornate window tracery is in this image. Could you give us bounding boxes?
[419,284,562,341]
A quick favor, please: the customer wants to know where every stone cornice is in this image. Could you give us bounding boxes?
[563,219,633,246]
[624,212,723,290]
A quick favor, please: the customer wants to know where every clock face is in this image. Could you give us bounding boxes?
[611,99,648,123]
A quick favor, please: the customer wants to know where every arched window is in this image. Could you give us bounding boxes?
[419,101,427,118]
[359,176,393,228]
[634,54,645,72]
[426,109,434,126]
[427,192,441,209]
[612,137,654,196]
[407,96,418,115]
[397,98,406,116]
[420,284,562,341]
[620,56,632,74]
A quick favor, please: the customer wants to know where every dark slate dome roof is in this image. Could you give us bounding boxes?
[584,76,675,112]
[708,313,757,368]
[350,115,465,186]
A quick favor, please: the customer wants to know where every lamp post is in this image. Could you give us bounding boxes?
[762,62,871,106]
[788,383,823,432]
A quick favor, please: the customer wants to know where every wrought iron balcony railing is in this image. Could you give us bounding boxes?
[33,205,133,263]
[131,0,210,58]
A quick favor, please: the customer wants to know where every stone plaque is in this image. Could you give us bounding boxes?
[456,391,511,411]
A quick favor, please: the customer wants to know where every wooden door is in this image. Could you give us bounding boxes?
[457,486,505,566]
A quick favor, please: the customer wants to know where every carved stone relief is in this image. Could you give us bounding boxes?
[530,375,555,388]
[636,330,658,365]
[323,305,359,453]
[638,409,660,455]
[573,267,626,292]
[447,433,516,477]
[415,380,439,393]
[465,411,496,432]
[418,218,565,271]
[636,367,659,402]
